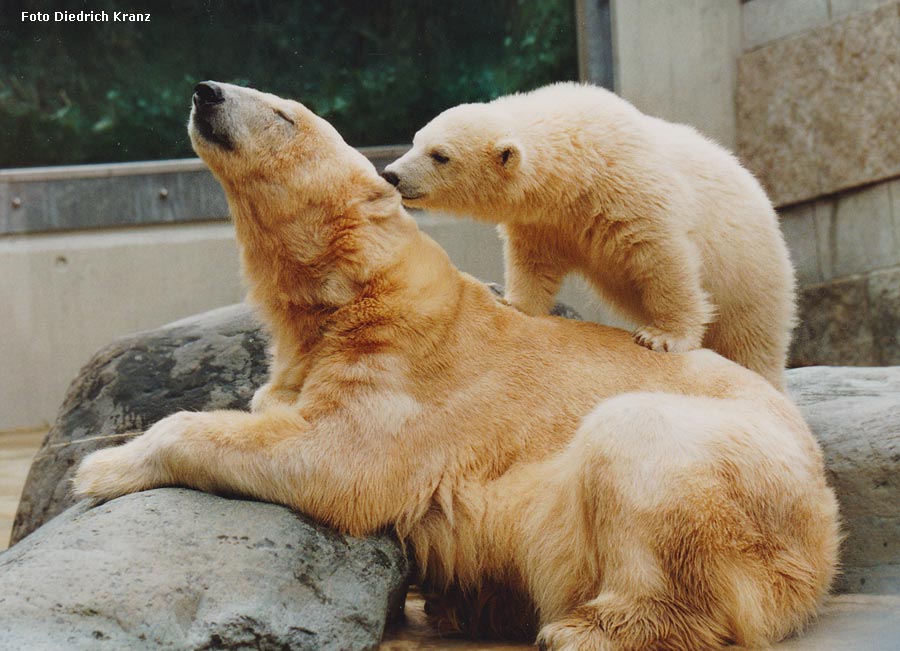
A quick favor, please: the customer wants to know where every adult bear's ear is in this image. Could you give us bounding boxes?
[493,139,522,171]
[361,181,402,220]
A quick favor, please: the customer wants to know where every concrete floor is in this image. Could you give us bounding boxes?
[0,429,45,550]
[379,593,900,650]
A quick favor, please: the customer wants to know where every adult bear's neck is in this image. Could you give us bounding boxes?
[231,197,464,360]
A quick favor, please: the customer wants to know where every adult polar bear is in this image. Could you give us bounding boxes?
[382,83,796,390]
[74,83,838,651]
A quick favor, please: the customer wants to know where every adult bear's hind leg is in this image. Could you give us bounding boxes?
[530,393,766,651]
[537,592,729,651]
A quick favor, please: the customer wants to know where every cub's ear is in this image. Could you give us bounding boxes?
[493,139,522,171]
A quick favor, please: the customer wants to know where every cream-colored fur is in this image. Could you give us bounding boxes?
[74,83,838,651]
[382,82,797,390]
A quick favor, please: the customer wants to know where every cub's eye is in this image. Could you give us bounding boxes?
[274,109,295,125]
[429,151,449,164]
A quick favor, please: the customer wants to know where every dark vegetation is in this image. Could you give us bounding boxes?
[0,0,577,167]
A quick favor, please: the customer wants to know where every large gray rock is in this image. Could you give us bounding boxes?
[0,489,408,651]
[787,366,900,594]
[11,303,270,545]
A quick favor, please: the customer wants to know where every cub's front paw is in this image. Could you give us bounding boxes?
[632,325,701,353]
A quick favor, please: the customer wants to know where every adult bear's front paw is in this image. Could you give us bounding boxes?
[72,412,192,500]
[537,616,611,651]
[632,325,701,353]
[72,443,147,501]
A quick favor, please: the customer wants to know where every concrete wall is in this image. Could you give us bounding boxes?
[610,0,742,147]
[780,181,900,367]
[0,223,244,431]
[0,209,610,432]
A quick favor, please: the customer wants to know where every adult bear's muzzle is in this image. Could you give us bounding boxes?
[193,81,224,108]
[191,81,233,150]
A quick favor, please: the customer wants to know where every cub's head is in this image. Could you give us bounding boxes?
[381,103,524,218]
[189,81,398,227]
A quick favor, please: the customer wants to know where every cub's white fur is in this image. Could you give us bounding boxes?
[384,82,797,389]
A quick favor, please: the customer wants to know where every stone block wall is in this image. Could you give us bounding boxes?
[784,183,900,366]
[738,0,900,367]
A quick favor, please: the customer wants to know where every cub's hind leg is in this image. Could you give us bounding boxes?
[702,304,791,390]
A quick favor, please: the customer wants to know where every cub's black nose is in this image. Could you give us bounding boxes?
[381,170,400,187]
[193,81,224,108]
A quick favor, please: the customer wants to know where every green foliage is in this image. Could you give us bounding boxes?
[0,0,577,167]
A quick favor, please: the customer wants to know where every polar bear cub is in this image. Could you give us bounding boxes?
[382,82,796,389]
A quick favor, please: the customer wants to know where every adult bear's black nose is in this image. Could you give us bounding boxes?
[381,170,400,187]
[193,81,224,108]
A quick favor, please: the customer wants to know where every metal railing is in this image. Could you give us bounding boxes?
[0,145,410,235]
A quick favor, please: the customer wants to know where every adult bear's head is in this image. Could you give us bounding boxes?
[188,82,408,307]
[189,81,399,217]
[190,81,351,178]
